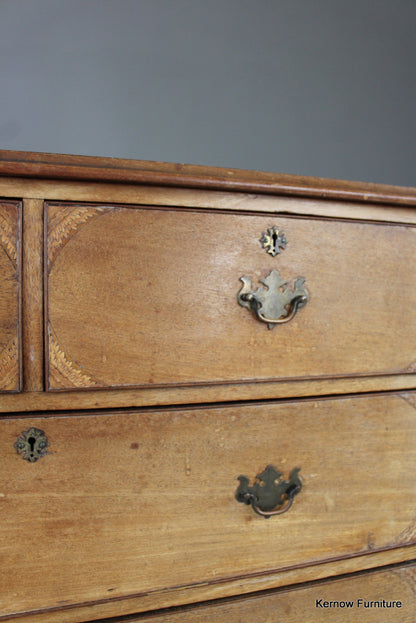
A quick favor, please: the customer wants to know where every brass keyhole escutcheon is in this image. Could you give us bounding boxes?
[260,226,287,256]
[14,428,49,462]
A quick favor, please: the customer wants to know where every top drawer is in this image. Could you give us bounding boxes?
[45,202,416,391]
[0,200,21,392]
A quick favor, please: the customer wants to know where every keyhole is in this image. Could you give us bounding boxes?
[28,436,36,458]
[271,230,278,253]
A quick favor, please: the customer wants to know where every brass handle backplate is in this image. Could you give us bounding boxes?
[237,269,308,329]
[236,464,302,518]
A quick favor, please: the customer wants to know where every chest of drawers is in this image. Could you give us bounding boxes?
[0,150,415,622]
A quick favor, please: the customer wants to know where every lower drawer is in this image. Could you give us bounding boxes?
[125,562,416,622]
[1,393,416,620]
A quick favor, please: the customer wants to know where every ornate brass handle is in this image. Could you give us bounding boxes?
[237,270,308,329]
[235,465,302,518]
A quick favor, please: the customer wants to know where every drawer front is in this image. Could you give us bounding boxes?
[1,393,416,617]
[0,200,21,392]
[45,203,416,391]
[128,563,416,622]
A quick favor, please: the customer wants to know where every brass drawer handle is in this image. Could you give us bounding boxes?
[236,465,302,518]
[237,270,308,329]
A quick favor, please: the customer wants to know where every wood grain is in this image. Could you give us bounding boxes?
[0,200,21,391]
[0,375,415,412]
[0,336,19,391]
[0,201,18,266]
[22,199,44,391]
[120,563,416,622]
[47,325,100,388]
[46,203,108,269]
[2,178,416,225]
[1,393,415,619]
[2,548,415,623]
[1,149,416,207]
[45,204,416,391]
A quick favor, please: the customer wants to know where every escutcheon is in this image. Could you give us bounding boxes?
[237,269,309,329]
[260,226,287,256]
[236,464,302,518]
[14,428,49,462]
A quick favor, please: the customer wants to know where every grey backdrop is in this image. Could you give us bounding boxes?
[0,0,415,185]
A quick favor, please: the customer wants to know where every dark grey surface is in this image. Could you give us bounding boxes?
[0,0,415,185]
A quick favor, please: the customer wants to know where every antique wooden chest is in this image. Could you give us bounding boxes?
[0,150,415,621]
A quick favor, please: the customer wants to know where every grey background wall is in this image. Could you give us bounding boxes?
[0,0,414,186]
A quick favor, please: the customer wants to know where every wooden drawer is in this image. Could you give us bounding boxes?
[126,563,416,622]
[0,200,21,392]
[2,393,416,620]
[45,202,416,391]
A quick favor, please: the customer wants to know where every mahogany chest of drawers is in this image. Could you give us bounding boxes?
[0,151,415,622]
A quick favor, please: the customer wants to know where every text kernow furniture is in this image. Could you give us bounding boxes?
[0,150,415,622]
